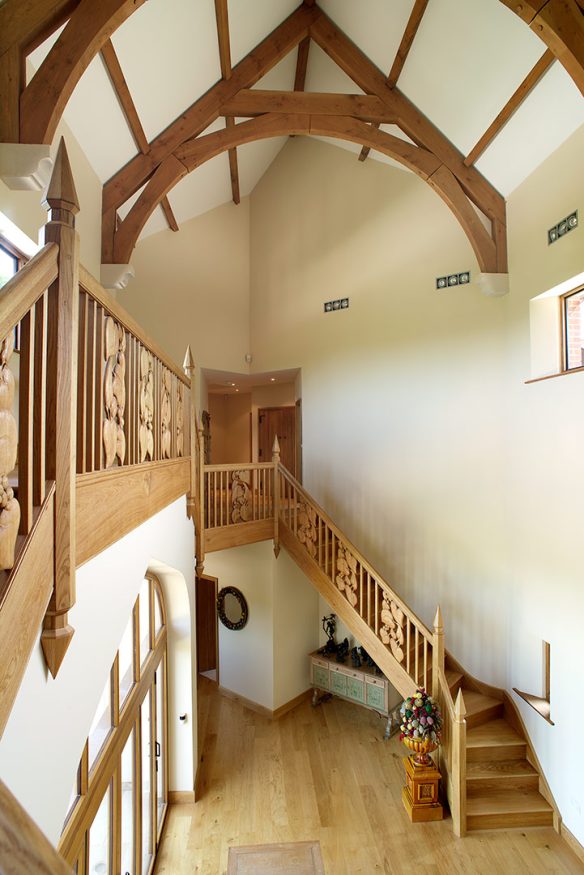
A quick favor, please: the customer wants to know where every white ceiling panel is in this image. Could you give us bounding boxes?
[237,137,288,197]
[312,135,408,174]
[228,0,299,68]
[398,0,546,155]
[165,153,233,226]
[111,0,221,143]
[476,64,584,197]
[27,24,65,78]
[318,0,415,75]
[305,42,365,94]
[253,51,297,91]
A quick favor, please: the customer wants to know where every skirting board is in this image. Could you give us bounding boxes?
[168,790,196,804]
[218,685,312,720]
[561,824,584,865]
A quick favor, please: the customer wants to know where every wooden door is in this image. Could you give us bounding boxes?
[258,406,296,476]
[196,575,218,675]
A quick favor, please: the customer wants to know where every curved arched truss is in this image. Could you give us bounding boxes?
[1,0,582,269]
[111,112,500,271]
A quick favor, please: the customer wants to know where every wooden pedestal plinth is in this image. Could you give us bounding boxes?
[402,756,443,823]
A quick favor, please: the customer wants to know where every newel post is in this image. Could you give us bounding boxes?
[452,688,467,837]
[272,435,280,558]
[182,347,204,575]
[40,138,79,678]
[196,413,205,575]
[432,604,444,700]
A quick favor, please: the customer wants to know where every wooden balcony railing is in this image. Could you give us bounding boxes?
[0,139,197,737]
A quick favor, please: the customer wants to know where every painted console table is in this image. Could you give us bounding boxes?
[309,650,397,739]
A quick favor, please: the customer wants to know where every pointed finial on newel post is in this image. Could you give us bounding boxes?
[272,435,281,559]
[183,344,195,377]
[272,434,280,464]
[432,604,445,700]
[42,137,80,227]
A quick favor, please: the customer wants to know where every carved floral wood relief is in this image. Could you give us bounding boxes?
[380,594,406,663]
[176,381,184,457]
[231,471,251,523]
[297,501,318,558]
[0,334,20,570]
[103,317,126,468]
[336,542,358,607]
[161,368,172,459]
[139,347,154,462]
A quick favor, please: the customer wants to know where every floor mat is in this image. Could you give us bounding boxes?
[227,841,325,874]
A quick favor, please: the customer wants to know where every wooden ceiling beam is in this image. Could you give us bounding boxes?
[102,4,321,218]
[214,0,240,205]
[294,37,311,91]
[112,113,499,273]
[221,90,395,121]
[100,38,149,155]
[464,49,555,167]
[309,12,505,225]
[498,0,584,96]
[160,196,179,232]
[19,0,147,145]
[359,0,429,162]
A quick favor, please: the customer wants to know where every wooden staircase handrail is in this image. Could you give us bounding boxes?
[277,463,432,640]
[204,461,275,473]
[0,242,58,339]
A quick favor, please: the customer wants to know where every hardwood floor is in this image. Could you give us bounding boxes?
[154,677,584,875]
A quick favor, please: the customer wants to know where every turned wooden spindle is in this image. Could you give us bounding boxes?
[40,137,80,678]
[272,435,280,557]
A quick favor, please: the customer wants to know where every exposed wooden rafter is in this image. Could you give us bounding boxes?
[221,90,395,121]
[110,113,498,274]
[102,4,320,221]
[100,39,178,232]
[214,0,239,205]
[464,49,556,167]
[294,38,311,91]
[359,0,429,162]
[498,0,584,96]
[19,0,148,145]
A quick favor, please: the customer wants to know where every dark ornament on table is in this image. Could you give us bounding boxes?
[336,637,349,663]
[319,614,338,656]
[350,646,362,667]
[359,646,382,674]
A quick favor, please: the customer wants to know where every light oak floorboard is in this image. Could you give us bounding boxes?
[154,678,584,875]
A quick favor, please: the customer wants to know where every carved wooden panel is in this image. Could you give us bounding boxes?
[297,501,318,558]
[161,367,171,459]
[231,471,251,523]
[103,316,126,468]
[380,594,405,663]
[139,347,154,462]
[336,542,358,607]
[176,381,184,457]
[0,334,20,570]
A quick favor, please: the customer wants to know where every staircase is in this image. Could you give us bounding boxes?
[201,451,558,838]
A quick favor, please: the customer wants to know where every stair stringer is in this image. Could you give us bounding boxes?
[446,650,561,832]
[280,523,418,700]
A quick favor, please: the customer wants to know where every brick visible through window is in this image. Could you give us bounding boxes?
[564,286,584,370]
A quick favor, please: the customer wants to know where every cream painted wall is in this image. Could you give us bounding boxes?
[249,130,584,843]
[0,119,102,277]
[208,392,252,463]
[0,498,195,846]
[122,198,251,374]
[204,541,318,711]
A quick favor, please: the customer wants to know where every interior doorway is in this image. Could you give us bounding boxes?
[258,406,296,476]
[196,574,219,682]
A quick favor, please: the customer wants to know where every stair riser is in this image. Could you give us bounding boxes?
[467,809,553,831]
[465,703,505,729]
[467,775,540,795]
[467,742,526,763]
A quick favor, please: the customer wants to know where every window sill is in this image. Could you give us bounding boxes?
[513,688,554,725]
[525,364,584,384]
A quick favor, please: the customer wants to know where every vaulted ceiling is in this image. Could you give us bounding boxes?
[6,0,584,269]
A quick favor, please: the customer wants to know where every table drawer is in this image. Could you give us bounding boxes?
[312,656,329,670]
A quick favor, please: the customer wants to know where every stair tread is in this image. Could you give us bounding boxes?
[467,759,538,779]
[445,669,463,687]
[467,789,553,816]
[466,718,525,748]
[461,689,503,716]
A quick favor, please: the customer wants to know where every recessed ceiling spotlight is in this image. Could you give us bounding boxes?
[270,377,276,382]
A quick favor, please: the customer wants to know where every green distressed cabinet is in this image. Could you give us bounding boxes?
[310,651,393,739]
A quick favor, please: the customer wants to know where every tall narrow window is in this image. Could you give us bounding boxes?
[514,640,553,725]
[563,286,584,370]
